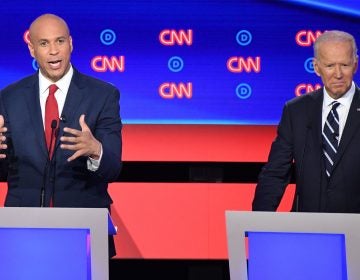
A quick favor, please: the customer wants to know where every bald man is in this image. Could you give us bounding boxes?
[0,14,122,257]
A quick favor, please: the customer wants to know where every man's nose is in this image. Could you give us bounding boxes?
[49,43,59,54]
[334,65,343,78]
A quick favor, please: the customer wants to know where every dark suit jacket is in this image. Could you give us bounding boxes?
[253,86,360,213]
[0,68,122,208]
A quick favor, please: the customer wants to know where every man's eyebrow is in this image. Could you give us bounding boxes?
[36,36,67,42]
[37,38,49,43]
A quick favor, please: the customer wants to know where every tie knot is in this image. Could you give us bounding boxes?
[331,101,340,111]
[48,84,58,96]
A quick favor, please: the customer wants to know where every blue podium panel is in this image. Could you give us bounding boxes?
[246,231,347,280]
[0,228,91,280]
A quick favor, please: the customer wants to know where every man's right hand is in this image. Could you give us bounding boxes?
[0,115,7,159]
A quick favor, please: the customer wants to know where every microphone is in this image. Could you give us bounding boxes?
[60,114,66,123]
[48,120,58,158]
[51,119,58,128]
[40,119,58,207]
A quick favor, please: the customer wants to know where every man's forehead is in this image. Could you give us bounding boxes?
[30,17,69,36]
[29,21,69,41]
[30,33,69,43]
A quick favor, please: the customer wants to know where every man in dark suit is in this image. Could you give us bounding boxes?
[0,14,121,255]
[253,30,359,213]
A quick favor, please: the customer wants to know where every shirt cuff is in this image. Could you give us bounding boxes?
[87,144,103,172]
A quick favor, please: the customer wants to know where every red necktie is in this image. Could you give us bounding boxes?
[45,84,59,158]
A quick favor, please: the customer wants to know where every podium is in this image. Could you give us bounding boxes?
[226,211,360,280]
[0,207,116,280]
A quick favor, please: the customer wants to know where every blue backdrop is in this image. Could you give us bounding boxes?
[0,0,359,124]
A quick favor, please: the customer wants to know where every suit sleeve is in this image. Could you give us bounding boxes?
[92,87,122,182]
[252,102,294,211]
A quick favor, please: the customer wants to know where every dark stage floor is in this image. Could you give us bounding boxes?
[110,259,230,280]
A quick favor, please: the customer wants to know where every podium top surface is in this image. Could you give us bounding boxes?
[0,207,115,234]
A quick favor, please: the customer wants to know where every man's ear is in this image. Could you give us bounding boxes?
[69,35,73,53]
[313,58,321,77]
[353,58,358,74]
[28,42,35,58]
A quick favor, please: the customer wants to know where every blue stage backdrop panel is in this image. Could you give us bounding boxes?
[246,231,348,280]
[0,228,91,280]
[0,0,359,125]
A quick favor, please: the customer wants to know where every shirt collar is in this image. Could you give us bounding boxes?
[323,81,355,108]
[39,65,74,95]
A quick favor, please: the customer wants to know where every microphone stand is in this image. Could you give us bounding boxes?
[40,119,58,207]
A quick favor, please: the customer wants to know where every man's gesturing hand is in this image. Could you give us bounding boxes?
[0,115,7,159]
[60,114,101,162]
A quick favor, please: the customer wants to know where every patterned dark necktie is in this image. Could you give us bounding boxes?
[322,101,340,177]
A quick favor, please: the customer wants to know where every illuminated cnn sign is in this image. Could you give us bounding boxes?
[295,83,322,96]
[159,29,193,46]
[91,56,125,72]
[295,30,323,47]
[159,82,193,99]
[227,56,261,73]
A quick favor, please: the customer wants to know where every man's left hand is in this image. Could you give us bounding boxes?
[60,114,101,162]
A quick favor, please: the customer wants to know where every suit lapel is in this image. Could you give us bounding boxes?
[24,74,48,157]
[309,90,324,154]
[304,90,328,181]
[55,69,86,147]
[332,88,360,171]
